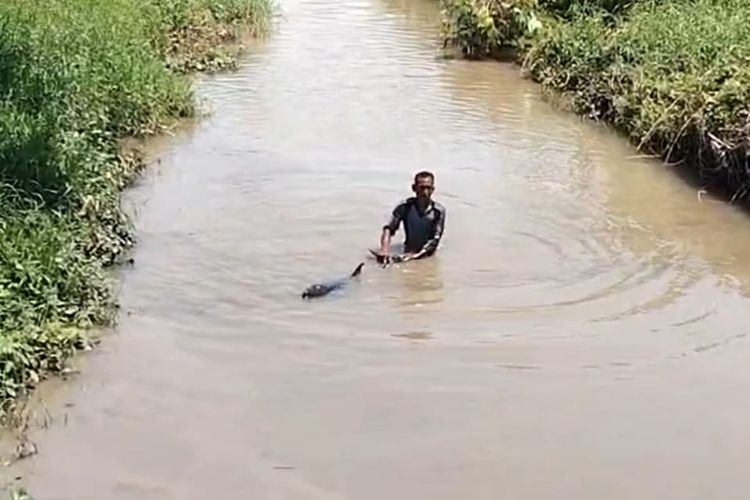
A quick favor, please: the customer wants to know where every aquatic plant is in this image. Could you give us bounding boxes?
[8,488,33,500]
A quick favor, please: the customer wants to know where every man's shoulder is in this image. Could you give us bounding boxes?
[432,200,446,214]
[394,197,416,210]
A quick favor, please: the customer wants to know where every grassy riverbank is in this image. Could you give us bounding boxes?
[440,0,750,199]
[0,0,270,419]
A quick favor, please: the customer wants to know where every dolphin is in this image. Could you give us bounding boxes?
[301,262,365,299]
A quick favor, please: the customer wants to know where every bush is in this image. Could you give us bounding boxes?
[440,0,543,58]
[539,0,639,16]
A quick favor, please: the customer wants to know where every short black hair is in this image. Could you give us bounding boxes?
[413,170,434,183]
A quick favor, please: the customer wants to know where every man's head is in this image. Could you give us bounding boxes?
[411,171,435,201]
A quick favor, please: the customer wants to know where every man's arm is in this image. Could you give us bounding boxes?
[379,227,393,256]
[379,202,405,256]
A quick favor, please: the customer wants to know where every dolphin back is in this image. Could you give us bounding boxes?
[302,262,364,299]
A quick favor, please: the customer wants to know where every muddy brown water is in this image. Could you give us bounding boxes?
[5,0,750,498]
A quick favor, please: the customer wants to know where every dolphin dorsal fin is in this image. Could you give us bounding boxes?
[351,262,365,277]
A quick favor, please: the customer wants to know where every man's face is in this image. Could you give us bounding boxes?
[412,176,434,200]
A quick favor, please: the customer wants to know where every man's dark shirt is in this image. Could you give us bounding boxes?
[384,197,446,255]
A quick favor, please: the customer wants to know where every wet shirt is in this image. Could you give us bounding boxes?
[384,198,446,254]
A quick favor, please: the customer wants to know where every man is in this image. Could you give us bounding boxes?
[374,171,446,264]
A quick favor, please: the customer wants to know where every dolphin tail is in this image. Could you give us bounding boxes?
[351,262,365,277]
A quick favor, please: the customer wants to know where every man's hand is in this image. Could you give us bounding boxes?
[369,249,421,266]
[379,228,393,263]
[369,248,391,267]
[392,252,418,263]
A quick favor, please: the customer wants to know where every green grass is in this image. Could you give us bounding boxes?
[441,0,750,198]
[0,0,270,419]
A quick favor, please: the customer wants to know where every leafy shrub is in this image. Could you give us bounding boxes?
[440,0,543,58]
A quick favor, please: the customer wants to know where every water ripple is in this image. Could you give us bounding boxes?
[124,0,750,382]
